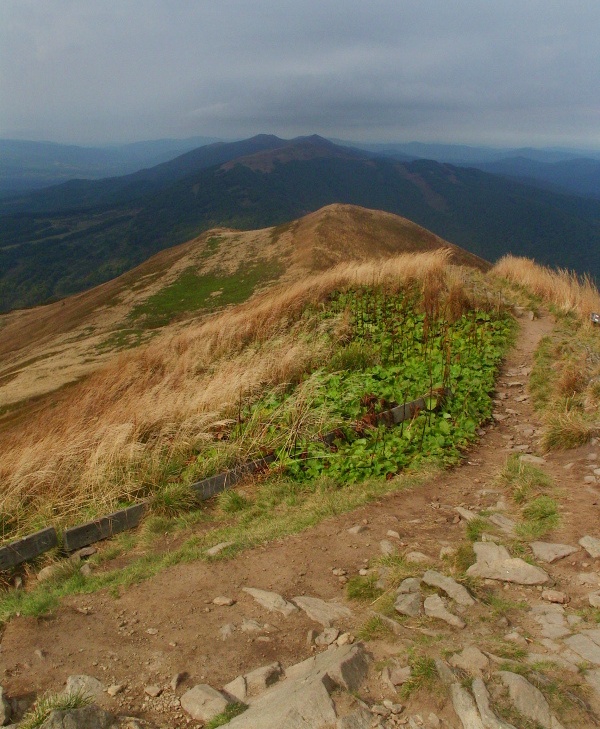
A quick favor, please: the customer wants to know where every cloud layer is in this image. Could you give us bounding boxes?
[2,0,600,147]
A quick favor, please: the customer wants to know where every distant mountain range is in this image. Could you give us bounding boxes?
[0,136,221,193]
[1,134,599,312]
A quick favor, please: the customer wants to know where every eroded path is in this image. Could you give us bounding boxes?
[3,311,600,727]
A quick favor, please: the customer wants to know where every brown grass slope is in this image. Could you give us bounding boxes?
[0,204,486,411]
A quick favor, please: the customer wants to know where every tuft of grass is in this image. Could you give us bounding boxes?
[542,410,600,451]
[498,455,553,505]
[205,703,248,728]
[375,554,421,587]
[357,615,393,641]
[484,594,529,619]
[400,653,439,699]
[20,689,92,729]
[149,483,199,517]
[452,542,476,573]
[466,517,489,542]
[218,489,251,514]
[346,574,383,602]
[517,496,560,539]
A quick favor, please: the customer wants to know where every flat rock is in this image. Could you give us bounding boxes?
[395,592,422,617]
[448,646,489,676]
[205,541,234,557]
[455,507,479,522]
[467,542,549,585]
[424,595,465,629]
[488,513,516,535]
[337,705,372,729]
[563,630,600,665]
[39,706,114,729]
[223,676,247,703]
[292,595,352,627]
[389,665,411,686]
[580,535,600,559]
[530,542,578,563]
[180,684,229,722]
[65,675,104,701]
[227,644,369,729]
[243,587,298,616]
[144,685,161,698]
[245,662,283,696]
[422,569,475,607]
[531,604,570,640]
[496,671,565,729]
[472,678,516,729]
[519,454,546,465]
[315,628,340,646]
[404,551,433,564]
[589,591,600,608]
[397,577,422,594]
[449,683,484,729]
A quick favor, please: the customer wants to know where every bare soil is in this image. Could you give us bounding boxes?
[3,310,600,727]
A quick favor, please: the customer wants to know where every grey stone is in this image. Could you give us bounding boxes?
[563,634,600,664]
[144,685,161,698]
[244,662,283,696]
[37,564,62,582]
[243,587,298,616]
[315,628,340,646]
[389,666,411,686]
[213,596,235,606]
[205,541,234,557]
[227,644,369,729]
[292,595,352,627]
[39,706,114,729]
[404,551,433,564]
[455,507,479,522]
[496,671,565,729]
[467,542,549,585]
[531,604,570,640]
[530,542,578,563]
[106,685,124,697]
[396,577,422,594]
[0,686,10,726]
[379,540,396,556]
[180,684,229,722]
[472,678,516,729]
[487,514,516,535]
[422,569,476,607]
[394,592,422,617]
[448,646,489,676]
[65,676,104,701]
[424,595,465,629]
[519,454,546,465]
[434,659,456,685]
[449,683,484,728]
[589,591,600,608]
[541,590,567,604]
[336,705,372,729]
[580,535,600,559]
[223,676,247,703]
[347,525,367,535]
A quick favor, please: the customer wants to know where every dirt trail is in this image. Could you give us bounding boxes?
[3,310,600,726]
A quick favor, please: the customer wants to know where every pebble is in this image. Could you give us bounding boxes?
[542,589,568,604]
[144,685,162,698]
[213,596,235,606]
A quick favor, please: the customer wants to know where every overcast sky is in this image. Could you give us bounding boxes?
[2,0,600,148]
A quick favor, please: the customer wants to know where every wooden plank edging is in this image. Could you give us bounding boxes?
[0,527,58,570]
[63,502,148,552]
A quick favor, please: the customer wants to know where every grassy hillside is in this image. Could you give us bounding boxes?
[0,204,480,412]
[1,136,599,312]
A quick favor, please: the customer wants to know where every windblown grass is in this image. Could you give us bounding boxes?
[0,252,454,540]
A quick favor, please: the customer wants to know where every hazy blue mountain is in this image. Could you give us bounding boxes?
[1,135,599,312]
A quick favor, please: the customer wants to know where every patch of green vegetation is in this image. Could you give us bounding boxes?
[149,482,200,518]
[205,703,247,728]
[400,652,439,699]
[498,455,553,504]
[517,496,560,539]
[466,516,489,542]
[20,689,92,729]
[201,235,223,260]
[486,639,527,661]
[356,615,393,641]
[346,573,382,601]
[452,542,477,573]
[484,594,529,619]
[128,259,282,329]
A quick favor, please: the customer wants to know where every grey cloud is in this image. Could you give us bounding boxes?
[2,0,600,147]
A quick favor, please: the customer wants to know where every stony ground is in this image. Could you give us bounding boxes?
[3,310,600,728]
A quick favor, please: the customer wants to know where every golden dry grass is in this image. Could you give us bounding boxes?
[492,255,600,320]
[0,250,454,540]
